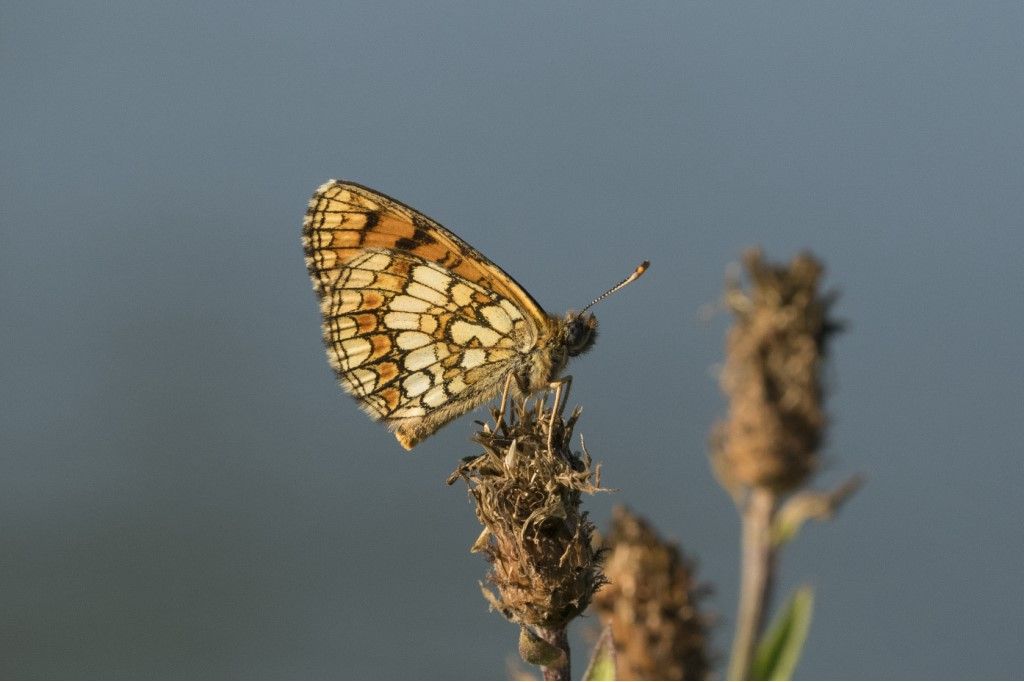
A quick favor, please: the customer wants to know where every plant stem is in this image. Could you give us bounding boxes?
[537,625,570,681]
[728,487,778,680]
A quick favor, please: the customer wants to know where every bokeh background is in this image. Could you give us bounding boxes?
[3,2,1022,678]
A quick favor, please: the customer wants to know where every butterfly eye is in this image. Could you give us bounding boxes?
[566,315,597,356]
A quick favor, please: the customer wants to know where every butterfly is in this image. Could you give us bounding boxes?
[302,180,648,449]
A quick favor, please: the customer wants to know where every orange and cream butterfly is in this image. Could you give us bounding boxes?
[302,180,648,449]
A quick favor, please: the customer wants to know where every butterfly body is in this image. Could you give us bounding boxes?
[302,180,617,449]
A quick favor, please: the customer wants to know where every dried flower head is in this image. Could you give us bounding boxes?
[592,507,712,681]
[448,395,608,632]
[711,248,842,495]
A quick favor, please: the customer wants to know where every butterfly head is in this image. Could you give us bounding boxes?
[563,312,599,357]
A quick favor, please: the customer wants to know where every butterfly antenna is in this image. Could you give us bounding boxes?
[580,261,650,313]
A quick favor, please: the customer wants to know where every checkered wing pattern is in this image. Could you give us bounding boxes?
[302,180,551,449]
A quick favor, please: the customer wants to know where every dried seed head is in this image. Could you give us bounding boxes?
[449,396,608,630]
[592,507,712,681]
[711,248,842,495]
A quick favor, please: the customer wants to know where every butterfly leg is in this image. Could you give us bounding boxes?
[493,371,516,433]
[546,375,573,455]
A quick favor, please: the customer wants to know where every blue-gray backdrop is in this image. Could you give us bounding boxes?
[3,2,1022,678]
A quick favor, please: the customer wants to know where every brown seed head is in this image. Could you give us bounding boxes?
[449,396,608,630]
[592,507,712,681]
[711,248,842,495]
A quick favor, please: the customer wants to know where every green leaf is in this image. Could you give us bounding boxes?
[582,626,617,681]
[751,586,814,680]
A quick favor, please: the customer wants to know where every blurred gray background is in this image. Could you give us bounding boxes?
[3,2,1022,678]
